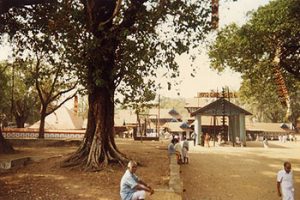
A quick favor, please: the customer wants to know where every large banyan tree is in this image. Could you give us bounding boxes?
[1,0,214,170]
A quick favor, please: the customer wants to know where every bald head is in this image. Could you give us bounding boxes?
[127,160,138,173]
[284,161,292,173]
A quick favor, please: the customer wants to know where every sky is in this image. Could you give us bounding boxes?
[0,0,271,99]
[157,0,271,98]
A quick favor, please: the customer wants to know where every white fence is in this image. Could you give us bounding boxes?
[2,128,85,139]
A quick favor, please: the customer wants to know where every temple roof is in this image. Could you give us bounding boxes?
[191,98,252,116]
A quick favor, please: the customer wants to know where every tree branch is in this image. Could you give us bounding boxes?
[0,63,9,75]
[117,0,147,30]
[34,56,46,106]
[45,89,78,116]
[49,81,78,103]
[48,64,62,100]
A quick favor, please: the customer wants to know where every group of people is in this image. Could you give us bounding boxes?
[279,134,297,143]
[261,134,298,148]
[167,136,189,164]
[120,157,295,200]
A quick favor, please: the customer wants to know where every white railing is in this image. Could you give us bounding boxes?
[2,128,85,139]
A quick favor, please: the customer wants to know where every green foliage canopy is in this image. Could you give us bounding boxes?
[1,0,214,106]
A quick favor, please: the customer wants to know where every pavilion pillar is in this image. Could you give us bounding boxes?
[228,115,235,143]
[234,115,240,145]
[229,115,239,146]
[239,113,246,146]
[195,114,202,145]
[186,130,191,139]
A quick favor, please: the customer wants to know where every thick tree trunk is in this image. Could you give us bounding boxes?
[62,86,128,170]
[62,24,128,170]
[0,127,14,154]
[15,116,26,128]
[38,111,46,139]
[14,101,28,128]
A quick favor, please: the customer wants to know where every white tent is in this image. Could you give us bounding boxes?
[30,106,84,130]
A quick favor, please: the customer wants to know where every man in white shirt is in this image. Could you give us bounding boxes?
[120,161,154,200]
[182,137,189,164]
[174,139,182,164]
[277,162,294,200]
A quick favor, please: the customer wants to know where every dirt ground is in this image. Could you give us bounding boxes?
[0,139,169,200]
[181,141,300,200]
[2,139,300,200]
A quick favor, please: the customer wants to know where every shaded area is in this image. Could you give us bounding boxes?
[0,139,169,200]
[0,128,14,154]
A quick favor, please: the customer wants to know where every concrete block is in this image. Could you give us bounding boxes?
[0,161,12,169]
[0,157,30,169]
[149,189,182,200]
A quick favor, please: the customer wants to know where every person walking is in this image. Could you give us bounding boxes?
[120,161,154,200]
[167,139,176,157]
[263,136,269,148]
[204,133,210,148]
[191,132,196,146]
[277,161,295,200]
[182,136,189,164]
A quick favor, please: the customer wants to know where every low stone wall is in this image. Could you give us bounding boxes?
[150,154,182,200]
[133,136,159,141]
[169,155,183,194]
[7,139,81,147]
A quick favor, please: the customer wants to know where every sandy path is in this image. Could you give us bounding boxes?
[181,141,300,200]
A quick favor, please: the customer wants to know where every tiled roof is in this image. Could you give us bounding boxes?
[191,98,252,116]
[246,122,293,133]
[163,122,192,132]
[149,108,182,119]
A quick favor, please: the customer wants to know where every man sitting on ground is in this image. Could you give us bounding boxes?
[120,160,154,200]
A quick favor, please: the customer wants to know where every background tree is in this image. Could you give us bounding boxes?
[208,0,300,127]
[0,60,40,128]
[120,85,156,137]
[0,61,12,120]
[10,60,40,128]
[0,62,14,154]
[3,2,80,138]
[32,61,78,138]
[239,79,286,123]
[0,113,14,154]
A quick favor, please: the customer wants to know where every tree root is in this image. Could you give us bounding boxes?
[61,141,129,171]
